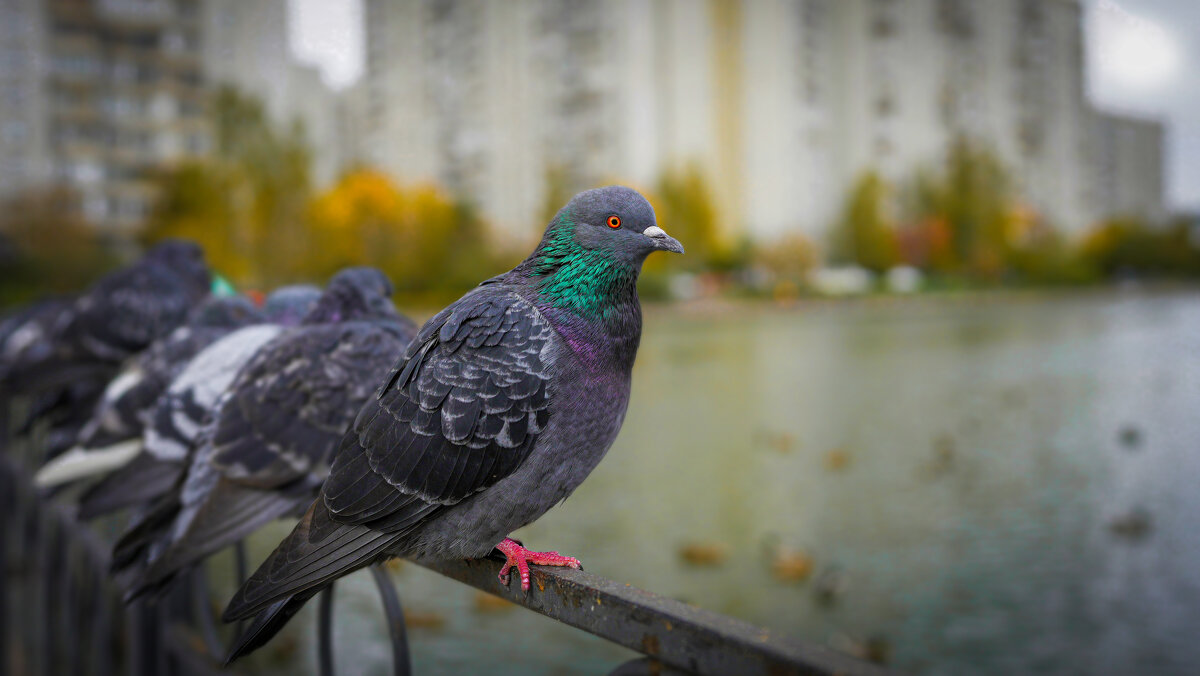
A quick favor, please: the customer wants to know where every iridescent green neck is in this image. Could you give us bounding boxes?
[525,212,639,321]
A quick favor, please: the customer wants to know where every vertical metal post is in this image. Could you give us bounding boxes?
[191,567,225,659]
[369,566,413,676]
[0,462,9,676]
[317,584,336,676]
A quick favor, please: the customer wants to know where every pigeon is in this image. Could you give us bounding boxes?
[4,240,212,396]
[2,241,211,461]
[74,286,321,520]
[0,297,75,378]
[121,268,416,598]
[1,297,82,443]
[222,186,683,661]
[34,295,264,487]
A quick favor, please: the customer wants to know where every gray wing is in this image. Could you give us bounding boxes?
[129,320,415,592]
[208,320,414,488]
[143,324,283,462]
[325,289,555,525]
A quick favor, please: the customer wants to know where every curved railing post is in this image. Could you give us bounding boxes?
[369,565,413,676]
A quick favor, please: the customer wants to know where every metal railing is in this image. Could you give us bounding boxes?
[2,411,893,676]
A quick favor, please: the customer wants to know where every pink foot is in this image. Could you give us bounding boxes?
[494,537,581,591]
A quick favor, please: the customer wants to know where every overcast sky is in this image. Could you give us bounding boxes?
[289,0,1199,213]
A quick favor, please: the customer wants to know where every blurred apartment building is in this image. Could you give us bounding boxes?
[355,0,1167,240]
[0,0,209,231]
[202,0,344,186]
[0,0,342,232]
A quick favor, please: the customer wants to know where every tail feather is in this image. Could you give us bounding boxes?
[132,481,311,598]
[35,439,142,487]
[223,592,318,665]
[77,453,180,520]
[222,499,396,623]
[110,491,182,574]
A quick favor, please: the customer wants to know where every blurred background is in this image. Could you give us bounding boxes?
[2,0,1199,674]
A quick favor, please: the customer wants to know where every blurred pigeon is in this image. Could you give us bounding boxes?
[34,296,263,487]
[1,297,81,443]
[223,186,683,660]
[5,240,211,396]
[123,268,415,598]
[74,286,320,519]
[0,297,74,377]
[3,241,211,461]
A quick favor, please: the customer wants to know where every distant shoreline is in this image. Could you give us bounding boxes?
[646,281,1200,320]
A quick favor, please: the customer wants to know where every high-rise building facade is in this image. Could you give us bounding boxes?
[358,0,1166,242]
[0,0,347,232]
[0,0,210,232]
[1090,111,1166,224]
[201,0,345,186]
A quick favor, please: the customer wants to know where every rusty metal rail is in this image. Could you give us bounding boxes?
[422,557,892,676]
[4,405,893,676]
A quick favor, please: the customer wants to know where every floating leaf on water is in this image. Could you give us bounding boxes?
[772,549,815,583]
[823,448,852,472]
[678,542,728,566]
[404,610,447,629]
[814,566,849,606]
[1118,425,1143,450]
[473,591,515,613]
[1108,507,1152,539]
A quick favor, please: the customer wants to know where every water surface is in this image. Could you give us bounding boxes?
[234,290,1200,675]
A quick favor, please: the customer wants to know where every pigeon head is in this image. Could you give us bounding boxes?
[145,239,211,293]
[303,267,397,324]
[522,186,683,319]
[263,285,322,326]
[190,296,263,328]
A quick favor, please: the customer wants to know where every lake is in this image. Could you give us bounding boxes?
[232,289,1200,675]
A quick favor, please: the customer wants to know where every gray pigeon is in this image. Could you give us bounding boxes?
[74,286,320,519]
[123,268,416,598]
[222,186,683,661]
[0,297,74,378]
[5,240,212,396]
[3,241,210,460]
[34,295,263,487]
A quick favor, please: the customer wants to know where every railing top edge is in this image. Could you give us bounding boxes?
[419,556,894,676]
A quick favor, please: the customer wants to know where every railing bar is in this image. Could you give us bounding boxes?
[0,463,9,676]
[2,420,891,676]
[233,540,249,637]
[38,511,56,676]
[317,582,337,676]
[61,532,81,676]
[89,562,112,676]
[420,557,893,676]
[234,540,248,587]
[368,565,412,676]
[190,566,225,660]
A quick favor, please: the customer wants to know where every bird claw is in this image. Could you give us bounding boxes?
[494,537,581,592]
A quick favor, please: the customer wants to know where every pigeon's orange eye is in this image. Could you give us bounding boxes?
[606,215,621,229]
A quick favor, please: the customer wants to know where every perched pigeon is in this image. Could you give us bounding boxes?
[122,268,416,598]
[3,241,211,462]
[34,296,264,487]
[223,186,683,661]
[0,297,74,378]
[74,286,320,519]
[1,297,81,442]
[5,240,211,396]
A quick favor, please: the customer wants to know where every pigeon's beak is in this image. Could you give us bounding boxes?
[643,226,685,254]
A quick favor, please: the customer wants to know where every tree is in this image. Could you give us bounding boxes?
[143,87,312,287]
[830,170,898,273]
[650,163,723,272]
[0,187,115,304]
[305,169,504,297]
